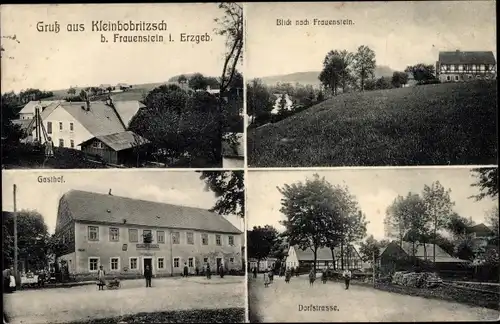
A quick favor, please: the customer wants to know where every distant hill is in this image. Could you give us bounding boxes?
[167,73,219,82]
[256,66,396,87]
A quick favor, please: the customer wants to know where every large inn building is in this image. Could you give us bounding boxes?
[54,190,243,277]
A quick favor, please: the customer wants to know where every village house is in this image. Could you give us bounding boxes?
[248,258,277,272]
[17,100,63,120]
[271,93,294,115]
[53,190,243,278]
[378,241,470,275]
[436,50,497,83]
[222,133,244,168]
[285,245,363,271]
[27,98,144,150]
[468,223,495,255]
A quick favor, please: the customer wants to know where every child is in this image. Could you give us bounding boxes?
[264,270,270,287]
[343,269,352,290]
[321,269,327,284]
[309,269,316,286]
[285,268,291,284]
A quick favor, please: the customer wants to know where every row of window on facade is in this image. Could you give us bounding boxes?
[46,121,74,134]
[88,255,235,272]
[440,64,495,72]
[445,74,494,81]
[88,226,236,246]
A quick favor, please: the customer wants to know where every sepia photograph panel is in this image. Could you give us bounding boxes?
[246,167,499,322]
[2,170,245,323]
[1,3,243,170]
[246,1,497,167]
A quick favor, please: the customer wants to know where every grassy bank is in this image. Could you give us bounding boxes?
[67,308,245,324]
[248,80,497,167]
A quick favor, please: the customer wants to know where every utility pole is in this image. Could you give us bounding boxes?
[13,184,18,275]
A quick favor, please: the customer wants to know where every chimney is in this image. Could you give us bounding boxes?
[109,189,112,196]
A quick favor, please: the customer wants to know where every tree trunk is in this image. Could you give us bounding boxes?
[313,247,318,273]
[340,242,344,270]
[330,247,336,270]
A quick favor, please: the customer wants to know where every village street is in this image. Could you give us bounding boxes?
[248,274,500,322]
[4,276,245,324]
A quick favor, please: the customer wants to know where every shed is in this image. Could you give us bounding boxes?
[79,130,150,165]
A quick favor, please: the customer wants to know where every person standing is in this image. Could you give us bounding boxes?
[183,263,189,277]
[219,264,225,278]
[285,268,291,284]
[264,269,270,287]
[309,268,316,286]
[252,266,257,279]
[321,269,328,284]
[144,265,152,288]
[97,265,106,290]
[206,263,211,279]
[343,269,352,290]
[43,137,55,165]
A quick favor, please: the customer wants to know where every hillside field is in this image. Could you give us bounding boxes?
[248,80,497,167]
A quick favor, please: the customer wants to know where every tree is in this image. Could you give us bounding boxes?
[422,181,455,265]
[3,210,50,271]
[247,79,273,124]
[359,235,382,263]
[178,74,188,84]
[106,86,113,93]
[470,167,498,201]
[247,225,280,270]
[485,206,499,241]
[277,94,288,116]
[199,171,244,219]
[405,64,436,83]
[353,45,376,91]
[375,77,393,90]
[391,71,409,88]
[319,50,353,96]
[215,2,243,97]
[188,73,209,90]
[316,90,325,103]
[364,79,377,91]
[67,87,76,95]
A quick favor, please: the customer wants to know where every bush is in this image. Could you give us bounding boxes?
[417,79,441,85]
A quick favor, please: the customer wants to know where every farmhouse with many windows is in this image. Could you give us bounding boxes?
[436,50,496,83]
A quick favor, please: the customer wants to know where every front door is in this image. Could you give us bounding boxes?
[216,258,222,274]
[143,258,152,275]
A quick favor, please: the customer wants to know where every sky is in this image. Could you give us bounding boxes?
[2,170,243,234]
[246,1,497,78]
[1,3,232,92]
[246,168,498,240]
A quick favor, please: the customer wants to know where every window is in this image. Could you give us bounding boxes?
[59,139,64,147]
[446,76,451,81]
[89,258,99,272]
[110,257,119,271]
[472,64,476,70]
[458,64,463,71]
[47,122,52,134]
[70,140,74,148]
[172,232,180,244]
[216,234,221,246]
[130,258,138,270]
[109,227,119,242]
[187,232,194,245]
[173,257,180,268]
[157,231,165,243]
[480,64,485,71]
[203,257,209,263]
[201,233,208,245]
[129,229,138,242]
[88,226,99,241]
[228,235,234,246]
[70,122,74,131]
[158,258,165,269]
[143,230,152,243]
[455,75,459,81]
[188,257,194,268]
[450,65,455,72]
[59,122,63,131]
[230,257,234,263]
[92,141,103,149]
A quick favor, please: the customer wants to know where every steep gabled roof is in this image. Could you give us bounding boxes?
[112,100,145,127]
[59,101,125,136]
[438,51,496,65]
[79,131,149,151]
[469,223,494,236]
[58,190,242,234]
[19,100,59,115]
[292,245,360,261]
